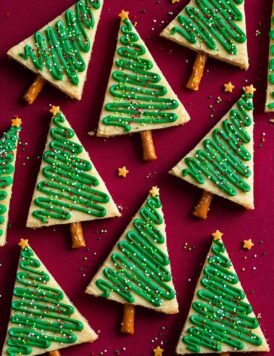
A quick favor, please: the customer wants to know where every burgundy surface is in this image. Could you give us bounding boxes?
[0,0,273,355]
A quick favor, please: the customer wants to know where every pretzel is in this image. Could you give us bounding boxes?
[120,304,135,334]
[140,130,157,161]
[186,53,207,91]
[24,75,46,104]
[192,190,214,219]
[70,222,86,248]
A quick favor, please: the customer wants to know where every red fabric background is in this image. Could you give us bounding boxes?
[0,0,273,355]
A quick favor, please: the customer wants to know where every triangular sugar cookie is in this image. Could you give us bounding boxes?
[27,107,120,228]
[265,2,274,112]
[176,235,270,354]
[7,0,103,100]
[1,240,97,356]
[170,90,254,209]
[161,0,249,70]
[86,187,179,314]
[97,11,190,137]
[0,118,22,247]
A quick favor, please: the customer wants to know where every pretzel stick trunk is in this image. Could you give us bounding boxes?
[48,351,61,356]
[140,130,157,161]
[70,222,86,248]
[120,304,135,334]
[220,353,230,356]
[23,75,46,104]
[192,190,214,220]
[186,53,207,91]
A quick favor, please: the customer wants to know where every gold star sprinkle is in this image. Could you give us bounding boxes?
[224,82,235,93]
[11,117,22,128]
[18,239,29,249]
[118,10,129,21]
[118,166,129,177]
[243,239,254,250]
[153,346,164,356]
[149,186,160,197]
[172,0,180,3]
[49,105,60,115]
[212,230,223,241]
[244,85,256,95]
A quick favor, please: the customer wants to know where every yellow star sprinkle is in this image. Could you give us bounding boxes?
[153,346,164,356]
[118,10,129,21]
[244,85,256,95]
[149,186,160,197]
[224,82,235,93]
[243,239,254,250]
[11,117,22,128]
[118,166,129,177]
[18,239,29,249]
[49,105,60,115]
[212,230,223,241]
[172,0,180,3]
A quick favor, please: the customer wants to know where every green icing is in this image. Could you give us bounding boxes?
[6,246,83,355]
[182,240,263,352]
[32,112,110,224]
[267,14,274,109]
[95,195,175,306]
[182,92,253,196]
[19,0,101,85]
[0,125,21,237]
[102,18,179,132]
[170,0,246,55]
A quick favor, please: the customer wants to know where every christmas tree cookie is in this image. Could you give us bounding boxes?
[7,0,103,103]
[27,106,120,248]
[86,187,178,334]
[265,2,274,112]
[160,0,249,90]
[170,87,255,219]
[97,10,190,161]
[176,232,270,354]
[0,118,22,247]
[1,239,98,356]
